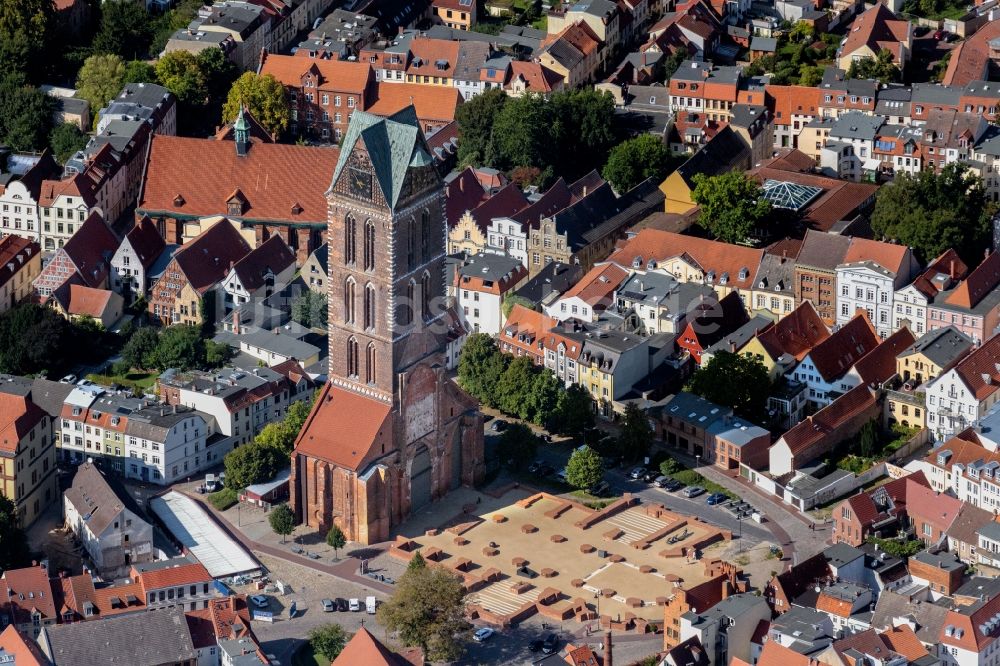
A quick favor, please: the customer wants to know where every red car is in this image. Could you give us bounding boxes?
[933,29,945,40]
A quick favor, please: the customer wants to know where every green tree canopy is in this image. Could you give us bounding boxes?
[455,88,506,167]
[617,403,654,463]
[524,370,561,427]
[496,356,536,419]
[603,134,672,192]
[155,50,208,107]
[870,162,992,266]
[565,445,604,490]
[326,525,347,558]
[498,423,539,470]
[224,441,287,490]
[268,503,295,543]
[378,559,469,662]
[0,0,54,81]
[0,75,54,152]
[310,624,350,661]
[846,48,900,83]
[49,123,88,163]
[148,324,204,370]
[291,290,328,328]
[691,171,772,244]
[254,396,314,454]
[0,496,29,571]
[458,333,508,408]
[408,551,426,571]
[121,326,161,371]
[686,351,771,422]
[502,294,534,319]
[123,60,158,85]
[150,0,204,56]
[553,384,595,436]
[76,53,126,117]
[93,1,153,59]
[222,72,290,137]
[0,303,72,375]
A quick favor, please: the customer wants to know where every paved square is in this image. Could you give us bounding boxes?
[391,492,731,625]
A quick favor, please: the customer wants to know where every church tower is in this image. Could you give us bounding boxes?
[290,109,484,544]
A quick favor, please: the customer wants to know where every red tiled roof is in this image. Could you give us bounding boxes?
[941,584,1000,651]
[123,217,166,270]
[508,61,564,93]
[38,172,96,208]
[294,383,393,471]
[0,393,46,454]
[840,4,910,64]
[333,626,422,665]
[756,641,813,666]
[2,566,57,624]
[780,385,877,456]
[905,482,963,534]
[881,625,930,661]
[943,20,1000,86]
[174,219,252,295]
[446,167,488,226]
[755,301,830,361]
[558,263,629,308]
[135,561,212,591]
[842,237,911,277]
[924,432,1000,469]
[766,85,822,125]
[951,333,1000,401]
[817,591,854,618]
[0,626,46,665]
[945,250,1000,310]
[462,183,530,233]
[230,235,295,293]
[607,229,763,292]
[58,212,118,289]
[57,284,117,319]
[368,83,462,125]
[852,327,916,385]
[909,248,968,299]
[805,313,880,382]
[138,135,340,224]
[0,236,38,291]
[259,53,373,94]
[407,37,461,78]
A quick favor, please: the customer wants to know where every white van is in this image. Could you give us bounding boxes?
[366,596,377,614]
[349,598,360,612]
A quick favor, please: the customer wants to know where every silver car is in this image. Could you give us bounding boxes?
[682,486,705,498]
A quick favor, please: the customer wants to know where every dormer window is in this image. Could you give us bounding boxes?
[173,194,185,207]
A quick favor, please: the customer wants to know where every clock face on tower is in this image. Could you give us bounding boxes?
[347,167,373,201]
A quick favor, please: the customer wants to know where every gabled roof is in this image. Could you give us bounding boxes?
[39,606,197,664]
[64,463,145,538]
[229,235,295,293]
[907,248,968,300]
[53,284,119,319]
[2,565,58,625]
[948,333,1000,401]
[674,126,750,188]
[0,625,47,665]
[905,482,963,534]
[445,167,488,226]
[681,291,750,348]
[367,83,462,125]
[330,108,433,210]
[946,502,995,545]
[59,212,118,288]
[333,627,422,665]
[840,4,910,63]
[805,313,880,382]
[897,325,973,371]
[294,383,393,471]
[508,61,564,92]
[463,182,530,232]
[0,236,38,291]
[841,237,911,277]
[754,300,829,361]
[945,250,1000,310]
[0,391,47,454]
[779,385,877,456]
[259,52,373,94]
[174,219,252,295]
[795,229,851,272]
[557,263,629,308]
[122,217,166,270]
[851,327,916,385]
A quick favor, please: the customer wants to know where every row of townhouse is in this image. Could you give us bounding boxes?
[0,84,175,253]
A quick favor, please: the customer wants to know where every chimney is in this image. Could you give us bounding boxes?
[604,631,613,666]
[950,259,956,278]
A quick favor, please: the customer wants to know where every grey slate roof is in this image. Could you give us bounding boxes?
[829,111,885,141]
[750,36,777,51]
[457,251,523,283]
[898,325,973,370]
[871,590,948,644]
[911,82,962,106]
[65,463,147,536]
[703,315,773,356]
[39,606,197,665]
[796,229,850,271]
[514,262,584,305]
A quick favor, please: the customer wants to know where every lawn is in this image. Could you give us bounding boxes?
[833,424,920,475]
[208,488,238,511]
[292,644,328,666]
[86,370,158,394]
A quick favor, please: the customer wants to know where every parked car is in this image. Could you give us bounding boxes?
[528,460,545,474]
[336,598,349,612]
[642,470,659,483]
[683,486,705,498]
[491,420,508,432]
[321,599,335,612]
[349,598,361,612]
[59,374,77,384]
[249,595,269,609]
[529,639,545,652]
[664,479,684,492]
[933,29,945,39]
[706,492,727,505]
[474,628,495,642]
[653,475,670,488]
[542,633,560,654]
[629,467,647,480]
[589,481,611,497]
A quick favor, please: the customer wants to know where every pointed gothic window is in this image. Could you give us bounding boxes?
[344,277,356,324]
[421,271,431,320]
[347,337,359,378]
[364,220,375,270]
[364,283,375,330]
[344,215,356,265]
[407,217,416,269]
[366,342,376,384]
[420,209,430,260]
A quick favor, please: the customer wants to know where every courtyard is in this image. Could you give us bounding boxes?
[390,491,731,628]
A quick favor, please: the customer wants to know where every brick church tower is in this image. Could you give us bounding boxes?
[290,109,484,544]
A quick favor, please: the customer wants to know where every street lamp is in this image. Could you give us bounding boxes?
[594,591,601,620]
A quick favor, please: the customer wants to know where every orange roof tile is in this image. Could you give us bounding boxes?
[840,4,910,64]
[817,591,854,617]
[0,393,45,454]
[851,327,915,385]
[135,561,212,591]
[804,313,880,382]
[259,53,373,94]
[756,641,813,666]
[406,37,461,78]
[333,627,422,665]
[2,566,57,624]
[0,626,46,665]
[755,301,829,361]
[945,250,1000,310]
[0,236,38,291]
[558,263,629,308]
[293,383,393,471]
[368,83,462,125]
[951,333,1000,401]
[780,385,877,456]
[766,85,822,124]
[508,61,564,93]
[841,237,911,277]
[58,284,116,319]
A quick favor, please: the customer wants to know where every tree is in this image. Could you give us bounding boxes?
[492,94,550,172]
[123,60,158,85]
[224,441,286,490]
[204,340,233,367]
[603,134,672,192]
[789,21,815,42]
[502,294,534,319]
[0,0,53,82]
[76,53,126,117]
[255,396,313,453]
[310,624,350,661]
[846,48,900,84]
[870,162,992,266]
[155,50,208,107]
[0,496,29,571]
[269,503,295,543]
[496,356,536,419]
[548,89,616,179]
[222,72,289,137]
[49,123,88,163]
[149,324,204,370]
[291,290,328,328]
[498,423,539,470]
[0,75,54,152]
[691,171,772,244]
[455,88,506,167]
[524,370,561,426]
[617,403,654,463]
[0,303,72,375]
[93,1,153,59]
[407,551,426,572]
[565,445,604,490]
[197,47,238,102]
[378,561,469,662]
[326,525,347,559]
[798,64,823,87]
[458,333,508,407]
[121,326,160,371]
[150,0,204,56]
[554,384,595,436]
[858,419,879,458]
[686,352,771,422]
[662,49,688,81]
